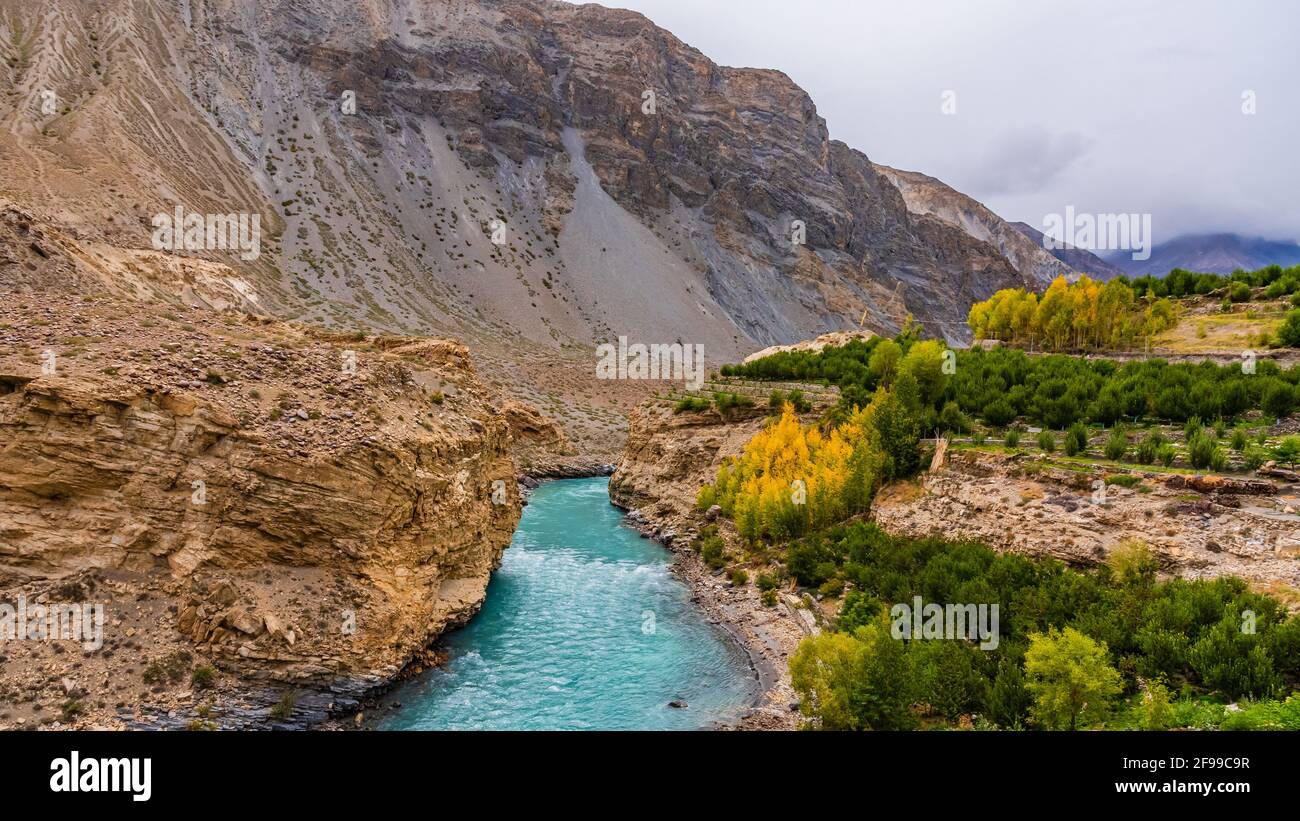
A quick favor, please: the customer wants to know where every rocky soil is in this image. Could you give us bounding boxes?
[0,293,525,729]
[875,447,1300,597]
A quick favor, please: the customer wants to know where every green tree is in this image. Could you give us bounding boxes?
[938,400,970,434]
[1230,428,1249,451]
[836,590,882,634]
[988,654,1033,729]
[846,619,918,730]
[1037,430,1056,453]
[1187,431,1222,470]
[1137,431,1164,464]
[1277,309,1300,347]
[915,640,988,721]
[871,376,925,479]
[1104,426,1129,460]
[790,631,864,730]
[790,618,916,730]
[1263,380,1295,417]
[867,339,902,385]
[1024,627,1123,730]
[1274,436,1300,468]
[1139,678,1176,730]
[899,339,950,406]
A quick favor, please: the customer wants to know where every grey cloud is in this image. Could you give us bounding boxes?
[609,0,1300,242]
[963,129,1092,198]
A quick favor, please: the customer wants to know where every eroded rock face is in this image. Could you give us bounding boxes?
[609,400,786,547]
[1,0,1045,350]
[874,165,1083,287]
[0,295,522,725]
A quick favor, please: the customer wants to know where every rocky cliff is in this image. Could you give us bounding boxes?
[0,293,521,728]
[874,164,1082,288]
[1,0,1046,350]
[609,401,770,530]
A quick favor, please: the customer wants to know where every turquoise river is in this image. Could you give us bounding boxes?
[377,477,757,730]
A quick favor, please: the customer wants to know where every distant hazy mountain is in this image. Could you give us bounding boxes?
[1009,222,1129,281]
[1103,233,1300,277]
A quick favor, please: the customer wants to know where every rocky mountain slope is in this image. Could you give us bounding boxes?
[1,0,1051,349]
[0,293,522,728]
[1010,221,1128,281]
[874,164,1081,289]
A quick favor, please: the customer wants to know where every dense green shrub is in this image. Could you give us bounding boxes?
[1244,445,1269,470]
[1037,430,1056,453]
[1219,695,1300,731]
[1279,309,1300,347]
[1187,432,1224,470]
[1104,427,1129,460]
[1128,264,1300,301]
[712,391,754,417]
[1065,422,1089,456]
[1137,431,1165,464]
[1263,379,1296,417]
[1275,436,1300,467]
[190,665,216,690]
[725,336,1300,433]
[1230,428,1249,451]
[770,388,812,413]
[790,617,918,730]
[699,535,726,570]
[939,401,971,434]
[673,396,710,414]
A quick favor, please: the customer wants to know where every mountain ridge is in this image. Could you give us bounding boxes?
[1102,232,1300,277]
[0,0,1058,350]
[1009,221,1129,281]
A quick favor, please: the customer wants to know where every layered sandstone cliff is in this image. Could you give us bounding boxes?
[0,294,521,728]
[609,401,770,533]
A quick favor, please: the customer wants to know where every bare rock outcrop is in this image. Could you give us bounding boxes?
[609,401,770,534]
[0,294,522,727]
[1,0,1047,350]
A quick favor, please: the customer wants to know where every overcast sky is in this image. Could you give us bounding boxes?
[607,0,1300,245]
